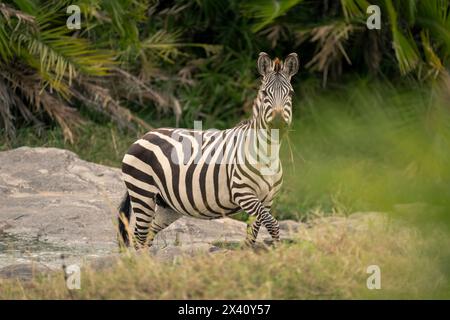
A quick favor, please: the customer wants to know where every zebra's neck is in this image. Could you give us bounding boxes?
[250,89,281,146]
[252,89,264,122]
[236,91,282,172]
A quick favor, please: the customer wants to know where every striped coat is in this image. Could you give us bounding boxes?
[118,52,299,248]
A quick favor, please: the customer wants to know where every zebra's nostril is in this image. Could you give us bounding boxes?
[270,109,286,127]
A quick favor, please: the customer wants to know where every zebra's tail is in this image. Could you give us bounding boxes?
[118,192,132,248]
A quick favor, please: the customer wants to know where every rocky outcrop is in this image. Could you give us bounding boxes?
[0,147,123,247]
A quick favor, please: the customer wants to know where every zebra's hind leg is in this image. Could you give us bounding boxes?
[146,205,182,248]
[128,193,157,250]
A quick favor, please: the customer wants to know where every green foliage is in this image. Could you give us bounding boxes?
[0,120,138,167]
[1,0,450,141]
[385,0,420,75]
[241,0,304,32]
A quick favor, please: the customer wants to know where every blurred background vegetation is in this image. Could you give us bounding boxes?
[0,0,449,228]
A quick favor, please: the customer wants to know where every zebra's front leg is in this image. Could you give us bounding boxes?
[237,196,280,245]
[245,216,261,246]
[258,210,280,244]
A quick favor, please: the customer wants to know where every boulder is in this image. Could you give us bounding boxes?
[0,147,123,250]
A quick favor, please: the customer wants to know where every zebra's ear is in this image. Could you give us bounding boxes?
[283,53,299,77]
[257,52,272,76]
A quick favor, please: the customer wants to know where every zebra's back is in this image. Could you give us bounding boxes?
[122,127,241,219]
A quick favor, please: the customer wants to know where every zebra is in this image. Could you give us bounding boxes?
[118,52,299,249]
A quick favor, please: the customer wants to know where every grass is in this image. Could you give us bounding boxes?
[0,216,448,299]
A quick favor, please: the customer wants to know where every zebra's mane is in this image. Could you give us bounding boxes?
[235,118,252,127]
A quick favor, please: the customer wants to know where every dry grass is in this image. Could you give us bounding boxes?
[0,216,448,299]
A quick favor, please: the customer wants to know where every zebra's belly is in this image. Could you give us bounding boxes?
[155,161,240,219]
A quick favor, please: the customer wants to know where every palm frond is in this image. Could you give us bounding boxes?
[0,2,35,24]
[10,0,39,14]
[386,0,420,75]
[0,2,36,60]
[241,0,303,32]
[340,0,370,20]
[417,0,450,58]
[404,0,417,26]
[72,80,152,132]
[0,64,77,141]
[0,22,12,60]
[305,22,356,86]
[0,77,16,139]
[16,26,113,87]
[419,30,445,81]
[40,90,83,143]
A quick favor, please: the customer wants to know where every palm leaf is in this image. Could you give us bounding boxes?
[9,0,38,14]
[419,30,445,81]
[241,0,304,32]
[340,0,370,20]
[417,0,450,59]
[0,77,16,139]
[0,22,12,60]
[385,0,420,75]
[142,30,221,63]
[305,21,356,86]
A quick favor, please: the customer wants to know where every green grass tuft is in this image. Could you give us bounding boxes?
[0,218,448,299]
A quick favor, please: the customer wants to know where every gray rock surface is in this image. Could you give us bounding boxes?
[0,147,384,279]
[0,147,123,248]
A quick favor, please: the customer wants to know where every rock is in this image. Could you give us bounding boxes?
[0,263,52,280]
[279,219,303,233]
[0,220,11,233]
[0,147,124,256]
[294,212,388,243]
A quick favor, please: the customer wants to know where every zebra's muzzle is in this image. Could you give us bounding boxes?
[269,109,288,129]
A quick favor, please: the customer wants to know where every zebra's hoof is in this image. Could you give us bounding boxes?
[263,239,281,248]
[243,240,257,249]
[251,242,270,252]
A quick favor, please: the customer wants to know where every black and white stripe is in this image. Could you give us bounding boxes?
[118,52,299,248]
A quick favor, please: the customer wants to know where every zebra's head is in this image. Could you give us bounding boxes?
[256,52,299,130]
